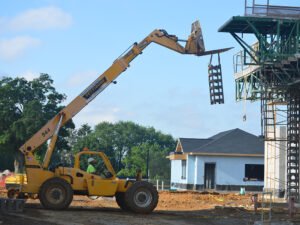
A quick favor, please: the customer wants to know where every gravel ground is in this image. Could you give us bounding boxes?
[0,189,299,225]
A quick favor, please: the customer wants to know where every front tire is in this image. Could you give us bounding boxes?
[39,177,73,210]
[116,192,129,210]
[125,181,158,213]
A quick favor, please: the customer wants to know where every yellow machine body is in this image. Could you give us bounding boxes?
[7,151,131,196]
[5,174,27,189]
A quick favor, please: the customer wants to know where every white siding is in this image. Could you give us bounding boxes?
[171,160,187,186]
[171,155,264,188]
[196,155,263,186]
[187,156,195,184]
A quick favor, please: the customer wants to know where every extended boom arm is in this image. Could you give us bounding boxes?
[20,21,231,169]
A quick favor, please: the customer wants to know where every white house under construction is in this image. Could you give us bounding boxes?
[169,128,264,191]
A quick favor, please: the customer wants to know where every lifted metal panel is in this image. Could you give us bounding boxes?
[208,54,224,104]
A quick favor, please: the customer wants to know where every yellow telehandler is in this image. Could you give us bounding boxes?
[5,21,231,213]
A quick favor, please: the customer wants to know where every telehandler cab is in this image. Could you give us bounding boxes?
[5,21,231,213]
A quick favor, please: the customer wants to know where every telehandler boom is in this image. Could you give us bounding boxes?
[6,21,231,213]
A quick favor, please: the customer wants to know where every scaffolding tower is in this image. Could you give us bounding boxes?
[287,92,300,198]
[219,0,300,200]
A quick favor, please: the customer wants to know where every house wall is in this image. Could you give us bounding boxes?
[187,156,195,185]
[171,160,187,187]
[171,155,264,191]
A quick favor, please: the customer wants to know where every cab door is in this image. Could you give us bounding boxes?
[86,177,118,196]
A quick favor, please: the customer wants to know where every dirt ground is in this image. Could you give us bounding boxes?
[0,189,299,225]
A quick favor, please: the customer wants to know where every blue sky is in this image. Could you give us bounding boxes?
[1,0,298,138]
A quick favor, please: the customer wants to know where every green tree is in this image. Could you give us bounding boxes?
[0,74,74,173]
[118,142,172,179]
[61,124,92,166]
[77,124,92,137]
[72,122,117,167]
[72,121,176,179]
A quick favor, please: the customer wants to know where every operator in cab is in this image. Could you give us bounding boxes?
[87,157,96,174]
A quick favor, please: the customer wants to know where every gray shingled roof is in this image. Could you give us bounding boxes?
[179,128,264,155]
[179,138,213,151]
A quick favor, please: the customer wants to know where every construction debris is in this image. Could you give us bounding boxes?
[0,170,12,188]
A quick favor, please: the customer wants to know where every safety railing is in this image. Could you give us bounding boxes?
[233,42,260,78]
[245,0,300,19]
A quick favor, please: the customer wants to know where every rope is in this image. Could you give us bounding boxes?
[243,77,247,121]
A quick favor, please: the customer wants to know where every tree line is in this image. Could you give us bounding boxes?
[0,74,176,179]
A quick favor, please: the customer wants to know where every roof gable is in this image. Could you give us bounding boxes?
[175,140,183,152]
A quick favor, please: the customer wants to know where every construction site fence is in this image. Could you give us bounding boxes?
[148,179,171,191]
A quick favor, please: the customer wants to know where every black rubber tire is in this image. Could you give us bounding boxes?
[115,192,129,211]
[124,181,158,214]
[7,188,18,199]
[39,177,73,210]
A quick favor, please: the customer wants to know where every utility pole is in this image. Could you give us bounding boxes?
[146,148,149,180]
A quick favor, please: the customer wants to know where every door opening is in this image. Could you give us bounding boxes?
[204,163,216,189]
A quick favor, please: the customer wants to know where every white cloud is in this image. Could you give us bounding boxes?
[67,70,99,87]
[0,36,41,61]
[20,70,39,81]
[6,6,72,31]
[112,108,120,113]
[71,97,137,128]
[73,107,121,126]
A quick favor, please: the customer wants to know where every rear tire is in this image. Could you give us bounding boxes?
[7,189,27,199]
[115,192,129,210]
[39,177,73,210]
[125,181,158,213]
[7,188,18,199]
